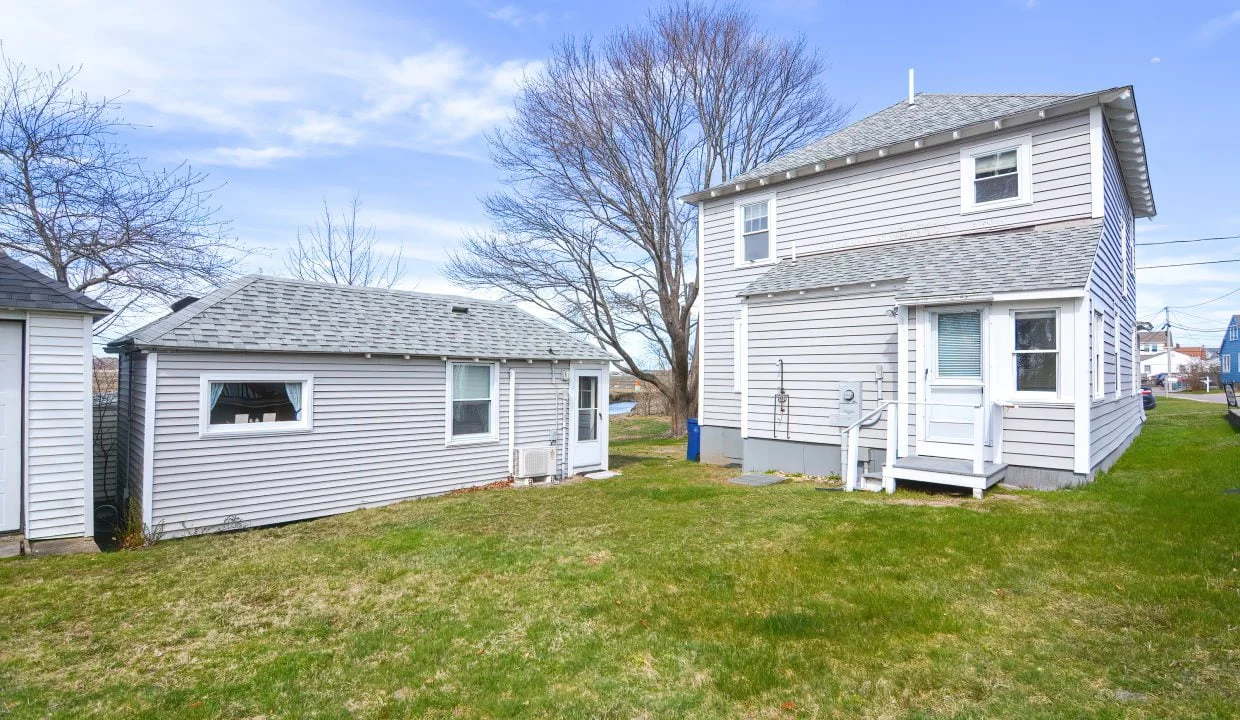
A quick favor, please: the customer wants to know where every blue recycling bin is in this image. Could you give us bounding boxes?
[686,418,701,462]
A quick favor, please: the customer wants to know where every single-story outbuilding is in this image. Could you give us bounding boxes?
[105,275,612,537]
[0,252,110,544]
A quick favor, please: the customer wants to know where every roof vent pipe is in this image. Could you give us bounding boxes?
[908,68,915,106]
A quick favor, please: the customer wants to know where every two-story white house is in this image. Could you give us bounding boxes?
[683,86,1153,497]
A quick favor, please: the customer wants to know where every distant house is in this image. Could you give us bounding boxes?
[0,253,110,542]
[1137,330,1169,354]
[1221,315,1240,386]
[105,276,611,537]
[684,86,1152,497]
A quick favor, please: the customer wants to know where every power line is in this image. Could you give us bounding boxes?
[1136,258,1240,270]
[1171,286,1240,309]
[1136,234,1240,247]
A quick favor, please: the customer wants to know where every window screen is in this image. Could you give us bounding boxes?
[741,201,770,262]
[1014,312,1057,393]
[452,364,493,437]
[974,149,1019,204]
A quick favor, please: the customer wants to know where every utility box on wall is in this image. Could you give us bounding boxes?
[838,381,862,427]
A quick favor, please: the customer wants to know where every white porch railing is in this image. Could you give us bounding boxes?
[841,400,1013,493]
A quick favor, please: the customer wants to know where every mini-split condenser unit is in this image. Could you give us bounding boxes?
[514,447,556,479]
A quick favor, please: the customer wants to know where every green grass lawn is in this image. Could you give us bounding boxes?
[2,401,1238,719]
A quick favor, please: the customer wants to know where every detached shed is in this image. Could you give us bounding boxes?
[105,276,612,537]
[0,252,110,543]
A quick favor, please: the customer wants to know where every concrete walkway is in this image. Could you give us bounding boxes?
[1166,392,1230,405]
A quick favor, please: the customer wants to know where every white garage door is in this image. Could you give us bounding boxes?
[0,321,21,532]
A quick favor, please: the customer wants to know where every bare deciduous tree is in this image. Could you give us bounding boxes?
[445,3,847,434]
[0,54,238,333]
[285,193,405,288]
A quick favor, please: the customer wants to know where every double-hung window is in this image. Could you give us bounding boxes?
[960,135,1032,212]
[1224,354,1232,374]
[200,376,312,436]
[448,362,497,443]
[1014,311,1058,395]
[735,195,775,265]
[1231,327,1239,342]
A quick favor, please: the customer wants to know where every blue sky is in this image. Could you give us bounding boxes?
[4,1,1239,349]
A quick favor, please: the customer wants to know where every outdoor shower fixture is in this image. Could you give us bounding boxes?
[773,359,791,438]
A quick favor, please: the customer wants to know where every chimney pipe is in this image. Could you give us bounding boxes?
[908,68,915,106]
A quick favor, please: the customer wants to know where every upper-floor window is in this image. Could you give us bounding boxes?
[1231,326,1239,342]
[960,135,1032,213]
[734,194,775,266]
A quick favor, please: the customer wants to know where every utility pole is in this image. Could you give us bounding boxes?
[1164,306,1172,398]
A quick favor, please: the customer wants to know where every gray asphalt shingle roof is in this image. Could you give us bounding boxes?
[740,222,1103,302]
[726,92,1091,186]
[0,252,111,315]
[108,275,611,360]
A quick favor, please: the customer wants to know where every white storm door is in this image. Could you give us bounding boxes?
[0,321,23,532]
[920,309,986,460]
[571,371,602,469]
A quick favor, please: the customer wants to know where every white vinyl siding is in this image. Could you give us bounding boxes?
[699,112,1094,431]
[142,353,605,535]
[1088,124,1143,469]
[745,289,898,448]
[24,313,93,540]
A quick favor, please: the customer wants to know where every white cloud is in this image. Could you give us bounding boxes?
[0,1,533,167]
[1197,9,1240,45]
[1150,56,1161,64]
[476,3,547,28]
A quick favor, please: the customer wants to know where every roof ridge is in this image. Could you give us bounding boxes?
[244,274,509,307]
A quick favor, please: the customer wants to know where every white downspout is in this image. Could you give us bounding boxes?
[507,368,516,478]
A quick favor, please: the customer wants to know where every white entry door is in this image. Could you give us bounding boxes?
[919,309,987,460]
[571,371,603,469]
[0,322,22,532]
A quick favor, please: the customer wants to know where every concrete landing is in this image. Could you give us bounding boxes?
[1,536,100,558]
[729,473,785,487]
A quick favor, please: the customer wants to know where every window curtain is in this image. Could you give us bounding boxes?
[209,383,225,409]
[284,383,303,419]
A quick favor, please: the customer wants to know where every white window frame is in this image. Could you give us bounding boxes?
[1093,310,1105,399]
[1223,354,1232,374]
[1120,223,1131,298]
[1131,329,1139,395]
[959,134,1033,214]
[1011,309,1060,400]
[1113,312,1121,397]
[199,374,314,438]
[1231,326,1238,342]
[733,193,777,267]
[445,360,500,446]
[732,316,745,393]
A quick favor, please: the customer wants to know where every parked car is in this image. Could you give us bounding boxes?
[1142,386,1156,410]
